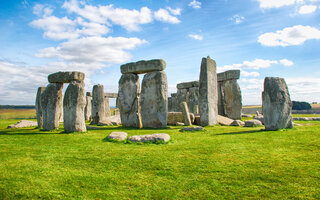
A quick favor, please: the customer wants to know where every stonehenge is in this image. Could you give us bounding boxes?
[85,92,92,121]
[91,84,111,125]
[35,87,46,128]
[119,59,168,128]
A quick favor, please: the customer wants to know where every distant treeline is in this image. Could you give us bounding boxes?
[292,101,312,110]
[0,105,35,109]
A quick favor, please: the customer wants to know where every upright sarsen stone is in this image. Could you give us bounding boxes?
[63,81,86,132]
[222,80,242,120]
[84,95,92,121]
[41,83,64,130]
[91,84,109,125]
[188,87,199,114]
[199,56,218,126]
[35,87,46,128]
[140,71,168,128]
[262,77,293,130]
[118,74,141,128]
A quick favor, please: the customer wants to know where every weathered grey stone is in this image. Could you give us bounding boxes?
[106,115,121,125]
[293,117,320,121]
[104,93,118,98]
[35,87,46,128]
[41,83,63,130]
[218,115,234,126]
[107,132,127,141]
[167,112,195,125]
[180,102,192,126]
[188,87,199,114]
[176,122,185,126]
[7,120,38,129]
[218,82,225,116]
[231,120,245,126]
[169,95,179,112]
[217,70,240,82]
[140,71,168,128]
[63,81,87,133]
[177,81,199,89]
[171,93,177,97]
[86,92,92,96]
[244,119,263,127]
[222,80,242,120]
[262,77,293,130]
[179,126,203,132]
[84,96,92,121]
[194,115,201,125]
[199,56,218,126]
[128,133,170,143]
[48,71,85,83]
[104,97,111,117]
[176,88,188,108]
[121,59,166,74]
[91,84,110,125]
[118,74,141,128]
[253,115,264,124]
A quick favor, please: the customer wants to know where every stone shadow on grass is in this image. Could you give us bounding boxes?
[216,129,264,136]
[0,128,67,136]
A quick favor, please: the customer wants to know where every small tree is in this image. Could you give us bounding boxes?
[292,101,312,110]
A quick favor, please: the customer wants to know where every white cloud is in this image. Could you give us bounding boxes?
[189,0,202,9]
[257,0,296,8]
[298,5,317,14]
[188,34,203,40]
[258,25,320,47]
[35,36,147,64]
[280,59,294,66]
[229,15,245,24]
[241,71,260,77]
[154,9,181,24]
[218,59,280,72]
[167,7,182,15]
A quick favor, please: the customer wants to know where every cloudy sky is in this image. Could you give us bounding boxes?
[0,0,320,105]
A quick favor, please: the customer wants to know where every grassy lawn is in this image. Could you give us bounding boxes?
[0,113,320,199]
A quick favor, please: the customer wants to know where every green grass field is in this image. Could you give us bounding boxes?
[0,110,320,199]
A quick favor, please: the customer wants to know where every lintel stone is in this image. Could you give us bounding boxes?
[48,71,85,83]
[217,70,240,82]
[121,59,166,74]
[176,81,199,89]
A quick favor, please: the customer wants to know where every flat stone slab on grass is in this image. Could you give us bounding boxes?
[293,117,320,121]
[128,133,170,143]
[244,119,263,127]
[7,120,38,129]
[179,126,203,132]
[231,120,245,126]
[218,115,234,126]
[107,132,128,141]
[48,71,85,83]
[121,59,166,74]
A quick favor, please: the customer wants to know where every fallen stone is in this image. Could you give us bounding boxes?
[7,120,38,129]
[217,70,240,82]
[121,59,166,74]
[218,115,234,126]
[128,133,170,143]
[179,126,203,132]
[107,132,128,141]
[176,81,199,89]
[231,120,245,126]
[180,102,192,126]
[35,87,46,128]
[244,119,263,127]
[293,117,320,121]
[253,115,264,124]
[167,112,195,125]
[176,122,185,126]
[48,71,85,83]
[262,77,293,130]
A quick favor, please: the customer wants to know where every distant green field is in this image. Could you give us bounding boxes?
[0,110,320,199]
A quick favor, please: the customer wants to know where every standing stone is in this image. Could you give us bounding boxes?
[104,97,111,117]
[188,87,199,114]
[84,95,92,121]
[63,81,87,132]
[222,80,242,120]
[91,84,109,125]
[35,87,46,128]
[118,74,141,128]
[199,56,218,126]
[40,83,64,130]
[140,71,168,128]
[218,82,225,116]
[262,77,293,130]
[180,102,192,126]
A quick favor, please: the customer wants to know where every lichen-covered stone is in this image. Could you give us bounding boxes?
[179,126,203,132]
[167,112,195,125]
[140,71,168,128]
[188,87,199,114]
[244,119,263,127]
[262,77,293,130]
[180,102,192,126]
[35,87,46,128]
[91,84,110,125]
[104,93,118,98]
[63,81,87,132]
[218,115,234,126]
[128,133,170,143]
[121,59,166,74]
[217,70,240,82]
[222,80,242,120]
[7,120,38,129]
[107,132,127,141]
[177,81,199,89]
[84,95,92,121]
[48,71,85,83]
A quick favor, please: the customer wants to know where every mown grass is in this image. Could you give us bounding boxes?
[0,109,36,119]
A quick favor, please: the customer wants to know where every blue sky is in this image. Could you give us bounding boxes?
[0,0,320,105]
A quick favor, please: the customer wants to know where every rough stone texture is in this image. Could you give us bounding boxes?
[244,119,263,127]
[199,56,218,126]
[253,115,264,124]
[171,93,177,97]
[194,115,201,125]
[176,88,188,110]
[121,59,166,74]
[35,87,46,128]
[128,133,170,143]
[63,81,87,132]
[242,114,252,118]
[180,102,192,126]
[140,71,168,128]
[84,96,92,121]
[222,80,242,120]
[104,93,118,98]
[177,81,199,89]
[7,120,38,129]
[106,115,121,125]
[188,87,199,114]
[118,74,141,128]
[167,112,195,125]
[107,132,127,141]
[217,70,240,82]
[86,92,92,96]
[262,77,293,130]
[104,97,111,117]
[231,120,245,126]
[91,84,110,125]
[179,126,203,132]
[218,115,234,126]
[48,71,85,83]
[293,117,320,121]
[41,83,63,130]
